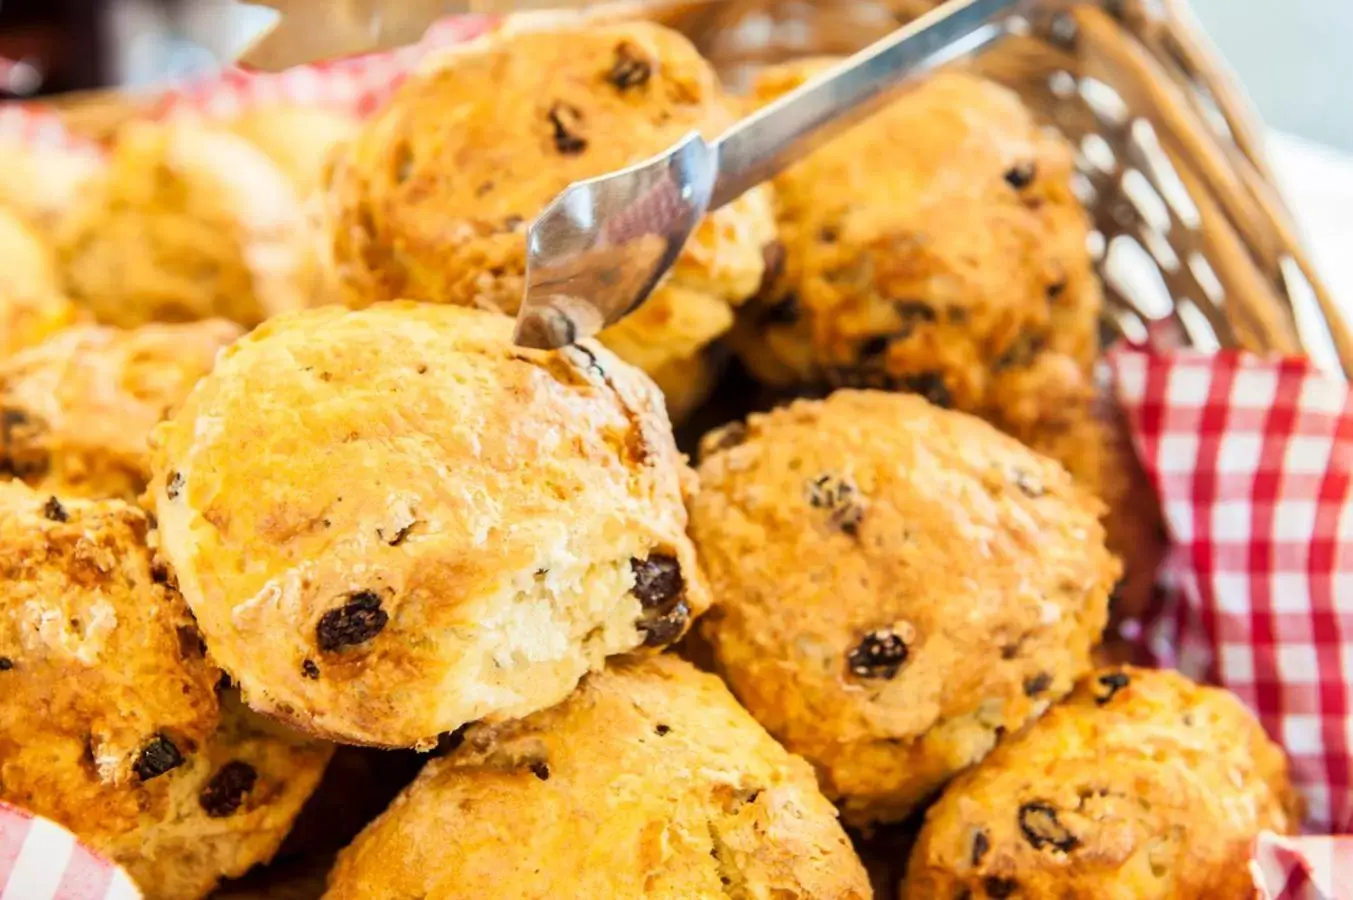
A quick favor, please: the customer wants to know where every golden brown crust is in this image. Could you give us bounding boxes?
[55,121,318,328]
[150,302,709,748]
[0,206,85,361]
[689,391,1119,825]
[0,481,330,900]
[323,21,775,413]
[0,320,242,501]
[904,667,1302,900]
[325,656,870,900]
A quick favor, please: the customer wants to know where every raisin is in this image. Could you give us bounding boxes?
[1004,162,1037,189]
[529,761,551,781]
[763,292,801,325]
[42,496,68,522]
[894,300,938,322]
[301,659,320,680]
[0,657,12,671]
[134,734,184,781]
[377,521,414,546]
[638,597,689,647]
[475,180,494,197]
[547,102,587,155]
[1023,672,1053,696]
[994,333,1046,371]
[703,422,747,456]
[165,471,184,500]
[654,724,671,736]
[631,555,683,610]
[316,591,389,652]
[971,829,990,866]
[984,877,1018,898]
[818,225,839,242]
[895,372,952,408]
[1096,671,1130,705]
[1012,469,1045,498]
[806,474,865,534]
[607,42,651,90]
[847,628,910,679]
[1046,279,1067,300]
[1018,802,1078,852]
[859,334,891,359]
[199,761,257,817]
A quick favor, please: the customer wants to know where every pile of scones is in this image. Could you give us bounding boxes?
[0,16,1302,900]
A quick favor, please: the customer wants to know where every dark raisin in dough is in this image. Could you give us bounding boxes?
[984,876,1018,898]
[1018,802,1078,852]
[1003,162,1036,189]
[317,591,389,652]
[0,657,12,671]
[301,659,320,679]
[199,760,258,818]
[847,629,909,679]
[971,830,990,866]
[42,496,67,522]
[638,598,690,647]
[133,734,184,781]
[547,102,587,155]
[1096,671,1131,705]
[607,43,651,90]
[630,556,683,609]
[165,471,185,499]
[1023,672,1053,696]
[529,761,551,781]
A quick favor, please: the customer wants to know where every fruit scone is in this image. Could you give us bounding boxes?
[905,667,1302,899]
[0,205,85,361]
[0,320,242,501]
[735,63,1162,621]
[0,481,331,900]
[149,302,710,748]
[324,655,871,899]
[56,120,320,328]
[689,390,1120,825]
[323,20,777,418]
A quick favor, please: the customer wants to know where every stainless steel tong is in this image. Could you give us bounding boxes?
[513,0,1027,349]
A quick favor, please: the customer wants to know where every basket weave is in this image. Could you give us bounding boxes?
[464,0,1352,377]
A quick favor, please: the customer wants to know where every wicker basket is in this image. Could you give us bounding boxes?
[449,0,1349,377]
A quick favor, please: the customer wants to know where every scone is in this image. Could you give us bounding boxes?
[324,21,776,417]
[904,667,1302,899]
[0,482,331,899]
[690,391,1119,825]
[227,106,360,197]
[55,121,318,327]
[149,302,709,747]
[0,138,103,235]
[325,655,871,899]
[0,320,242,501]
[0,205,84,360]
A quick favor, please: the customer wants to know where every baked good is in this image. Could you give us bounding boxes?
[149,302,709,747]
[0,138,103,235]
[0,206,84,360]
[904,666,1302,899]
[325,655,871,899]
[228,106,360,197]
[689,390,1119,824]
[323,20,776,417]
[55,121,318,328]
[0,320,242,501]
[0,481,331,899]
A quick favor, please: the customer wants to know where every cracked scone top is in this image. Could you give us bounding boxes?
[55,121,318,328]
[323,20,775,416]
[0,320,241,501]
[149,302,709,747]
[0,482,331,900]
[689,391,1119,825]
[325,655,870,900]
[905,667,1301,899]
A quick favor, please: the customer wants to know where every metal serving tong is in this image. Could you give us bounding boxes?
[514,0,1029,349]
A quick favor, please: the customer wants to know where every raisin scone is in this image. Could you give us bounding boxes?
[149,302,709,748]
[0,482,331,900]
[0,320,242,501]
[904,667,1302,899]
[323,20,776,418]
[0,205,84,360]
[689,391,1119,825]
[55,121,319,328]
[325,655,870,899]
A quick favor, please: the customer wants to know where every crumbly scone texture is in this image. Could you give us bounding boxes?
[227,106,360,197]
[0,482,332,900]
[0,320,242,501]
[325,655,870,900]
[55,120,318,328]
[904,666,1302,900]
[323,21,776,410]
[149,302,709,748]
[0,206,85,360]
[690,391,1119,825]
[0,139,103,235]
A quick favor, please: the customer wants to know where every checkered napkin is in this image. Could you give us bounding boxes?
[1,11,1352,898]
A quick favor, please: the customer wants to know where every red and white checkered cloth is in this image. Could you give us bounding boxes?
[1,11,1352,899]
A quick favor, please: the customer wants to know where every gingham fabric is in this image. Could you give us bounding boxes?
[0,11,1350,898]
[0,104,102,154]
